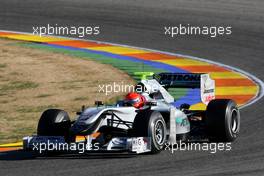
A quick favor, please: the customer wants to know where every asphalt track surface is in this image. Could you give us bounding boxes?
[0,0,264,175]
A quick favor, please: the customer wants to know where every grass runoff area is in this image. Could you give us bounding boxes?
[0,38,135,143]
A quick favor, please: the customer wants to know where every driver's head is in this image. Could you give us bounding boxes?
[125,92,145,108]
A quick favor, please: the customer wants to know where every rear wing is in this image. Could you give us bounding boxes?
[153,73,215,104]
[154,73,201,88]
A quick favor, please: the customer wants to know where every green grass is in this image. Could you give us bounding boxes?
[60,84,82,90]
[8,126,36,143]
[0,110,5,114]
[0,100,9,104]
[0,63,7,68]
[0,81,39,92]
[0,49,8,53]
[9,72,20,76]
[105,95,124,105]
[16,105,58,113]
[12,126,35,135]
[35,94,52,98]
[73,96,88,101]
[0,93,7,96]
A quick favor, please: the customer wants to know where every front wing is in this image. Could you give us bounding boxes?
[23,136,151,154]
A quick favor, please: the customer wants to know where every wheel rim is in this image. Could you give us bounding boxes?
[231,109,239,133]
[154,120,165,145]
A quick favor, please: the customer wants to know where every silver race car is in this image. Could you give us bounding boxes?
[23,72,240,154]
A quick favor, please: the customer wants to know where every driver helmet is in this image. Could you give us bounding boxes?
[125,92,145,108]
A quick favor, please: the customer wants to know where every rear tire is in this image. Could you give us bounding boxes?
[37,109,71,137]
[132,110,167,154]
[205,99,240,142]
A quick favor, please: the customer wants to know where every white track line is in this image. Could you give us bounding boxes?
[1,30,263,109]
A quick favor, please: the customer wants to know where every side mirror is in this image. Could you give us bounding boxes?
[95,101,104,106]
[76,105,86,115]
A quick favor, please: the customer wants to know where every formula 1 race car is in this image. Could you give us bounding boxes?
[23,72,240,154]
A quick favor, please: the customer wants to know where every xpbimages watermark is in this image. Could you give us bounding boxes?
[164,24,232,38]
[32,24,100,37]
[165,141,232,154]
[31,140,100,154]
[98,82,160,95]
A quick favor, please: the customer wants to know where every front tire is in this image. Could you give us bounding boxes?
[205,99,240,142]
[132,110,167,154]
[37,109,71,137]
